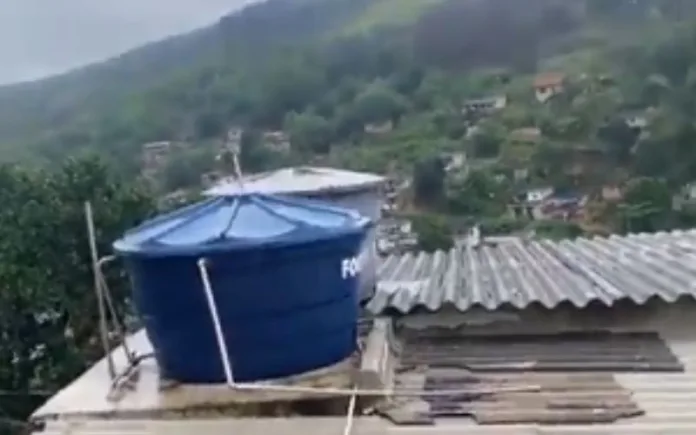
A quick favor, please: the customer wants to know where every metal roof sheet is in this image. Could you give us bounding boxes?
[369,230,696,314]
[204,167,385,196]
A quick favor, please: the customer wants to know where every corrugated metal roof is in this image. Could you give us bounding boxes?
[369,230,696,314]
[204,167,385,196]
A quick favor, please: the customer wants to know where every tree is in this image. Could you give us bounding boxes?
[597,118,639,165]
[413,70,457,109]
[349,81,409,124]
[532,220,583,240]
[193,110,226,139]
[162,147,217,192]
[430,107,467,140]
[413,156,446,208]
[447,170,508,217]
[531,143,566,182]
[471,121,506,158]
[0,156,154,426]
[411,214,454,252]
[238,130,278,173]
[284,111,334,154]
[253,54,329,125]
[620,177,672,233]
[634,110,696,184]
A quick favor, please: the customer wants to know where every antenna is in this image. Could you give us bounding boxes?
[226,128,245,192]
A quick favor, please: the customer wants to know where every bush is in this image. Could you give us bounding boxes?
[479,216,529,235]
[531,219,584,240]
[411,213,454,252]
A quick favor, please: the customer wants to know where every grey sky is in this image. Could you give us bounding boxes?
[0,0,255,84]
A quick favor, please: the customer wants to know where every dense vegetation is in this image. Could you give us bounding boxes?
[0,157,153,432]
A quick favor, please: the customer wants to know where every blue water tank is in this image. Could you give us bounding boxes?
[113,193,371,383]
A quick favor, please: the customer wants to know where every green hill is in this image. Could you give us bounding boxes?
[0,0,377,155]
[343,0,446,36]
[0,0,695,178]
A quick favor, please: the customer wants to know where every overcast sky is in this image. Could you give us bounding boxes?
[0,0,255,85]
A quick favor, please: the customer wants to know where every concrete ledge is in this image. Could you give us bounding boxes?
[31,330,357,421]
[358,317,396,392]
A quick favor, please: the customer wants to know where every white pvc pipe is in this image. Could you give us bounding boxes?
[196,258,236,387]
[343,388,357,435]
[226,382,534,397]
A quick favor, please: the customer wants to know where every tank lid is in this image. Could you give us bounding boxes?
[113,193,371,257]
[204,166,385,197]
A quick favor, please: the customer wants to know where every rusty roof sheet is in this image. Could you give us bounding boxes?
[369,230,696,314]
[534,72,565,88]
[380,308,696,433]
[509,127,542,142]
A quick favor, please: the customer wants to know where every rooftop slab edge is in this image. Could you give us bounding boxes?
[31,326,374,422]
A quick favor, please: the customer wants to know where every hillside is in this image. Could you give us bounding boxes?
[0,0,378,157]
[0,0,562,160]
[1,0,696,183]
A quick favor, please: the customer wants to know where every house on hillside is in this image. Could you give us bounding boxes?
[262,131,291,152]
[461,95,507,116]
[142,141,174,170]
[508,186,554,220]
[443,152,467,173]
[539,191,586,221]
[533,72,566,103]
[141,140,190,183]
[673,181,696,211]
[602,184,624,202]
[364,120,394,135]
[508,188,585,222]
[513,167,529,182]
[525,186,554,203]
[509,127,542,144]
[620,110,650,130]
